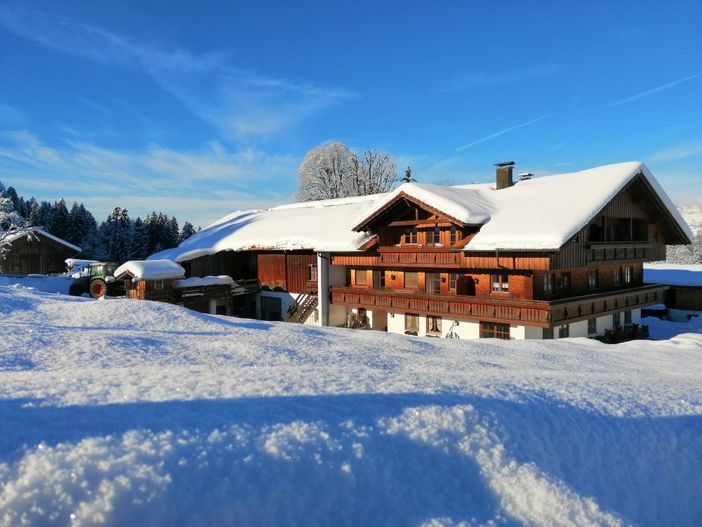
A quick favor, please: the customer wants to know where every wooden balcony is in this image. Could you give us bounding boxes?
[330,283,669,328]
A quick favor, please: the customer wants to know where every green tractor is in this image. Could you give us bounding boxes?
[69,262,125,298]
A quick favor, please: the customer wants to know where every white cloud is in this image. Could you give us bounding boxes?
[456,115,552,151]
[605,72,702,109]
[0,8,354,141]
[0,131,298,227]
[648,141,702,163]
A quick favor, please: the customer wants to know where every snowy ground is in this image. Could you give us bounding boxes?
[1,285,701,526]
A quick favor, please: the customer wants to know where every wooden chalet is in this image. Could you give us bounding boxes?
[150,161,692,339]
[1,228,80,275]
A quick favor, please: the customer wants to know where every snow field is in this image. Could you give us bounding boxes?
[1,285,701,526]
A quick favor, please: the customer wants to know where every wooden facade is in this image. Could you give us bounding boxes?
[257,251,317,294]
[1,230,79,275]
[330,172,688,333]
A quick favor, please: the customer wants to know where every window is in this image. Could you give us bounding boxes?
[624,310,632,325]
[355,270,367,286]
[558,325,569,338]
[613,312,622,328]
[449,273,457,291]
[404,271,418,288]
[309,264,318,281]
[373,270,385,289]
[623,266,632,285]
[558,272,571,295]
[426,315,442,335]
[543,327,554,339]
[588,269,599,290]
[613,267,622,287]
[544,273,555,296]
[152,279,164,290]
[588,318,597,335]
[425,272,440,294]
[491,274,509,293]
[405,313,419,335]
[426,227,441,247]
[480,322,510,339]
[404,228,418,244]
[450,226,460,244]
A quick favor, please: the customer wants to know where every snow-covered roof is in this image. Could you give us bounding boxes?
[151,194,382,262]
[644,263,702,288]
[356,162,691,251]
[114,259,185,282]
[151,161,691,261]
[5,228,81,253]
[173,275,234,289]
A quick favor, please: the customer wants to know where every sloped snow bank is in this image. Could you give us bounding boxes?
[1,286,701,526]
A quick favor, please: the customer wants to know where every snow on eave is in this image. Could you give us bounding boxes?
[4,227,81,253]
[114,259,185,282]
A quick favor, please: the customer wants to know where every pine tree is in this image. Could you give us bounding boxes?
[130,217,149,260]
[179,221,196,242]
[50,199,70,239]
[101,207,131,264]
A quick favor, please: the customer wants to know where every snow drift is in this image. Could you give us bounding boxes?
[0,284,701,526]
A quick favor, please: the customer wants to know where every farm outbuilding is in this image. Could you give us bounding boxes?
[1,228,80,275]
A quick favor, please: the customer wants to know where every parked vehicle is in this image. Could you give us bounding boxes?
[69,262,125,298]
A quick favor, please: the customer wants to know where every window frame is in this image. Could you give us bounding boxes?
[354,269,368,286]
[480,321,510,339]
[623,266,632,285]
[404,271,419,289]
[403,228,418,245]
[426,315,442,336]
[543,273,555,296]
[491,274,509,293]
[613,267,622,287]
[404,313,419,335]
[425,272,441,294]
[588,269,599,290]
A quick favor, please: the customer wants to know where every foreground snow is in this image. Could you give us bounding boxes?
[1,286,701,526]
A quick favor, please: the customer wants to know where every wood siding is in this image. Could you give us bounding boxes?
[258,253,287,290]
[1,232,78,275]
[257,252,316,294]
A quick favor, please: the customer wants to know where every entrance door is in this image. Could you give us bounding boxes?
[457,275,476,296]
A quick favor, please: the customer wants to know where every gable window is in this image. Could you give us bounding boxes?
[426,227,441,247]
[480,322,510,339]
[425,272,441,294]
[613,267,622,287]
[544,273,555,296]
[426,315,442,336]
[491,274,509,293]
[404,228,418,244]
[355,270,367,286]
[404,271,418,289]
[405,313,419,335]
[588,269,599,290]
[450,226,460,244]
[623,266,632,285]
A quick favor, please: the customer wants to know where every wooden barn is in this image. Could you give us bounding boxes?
[643,263,702,321]
[1,228,80,275]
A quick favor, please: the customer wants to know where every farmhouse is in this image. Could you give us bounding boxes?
[1,228,80,275]
[151,161,692,340]
[643,263,702,321]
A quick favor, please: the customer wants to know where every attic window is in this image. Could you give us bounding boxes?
[450,226,460,244]
[404,228,418,244]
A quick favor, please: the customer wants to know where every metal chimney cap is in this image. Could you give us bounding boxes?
[494,161,515,167]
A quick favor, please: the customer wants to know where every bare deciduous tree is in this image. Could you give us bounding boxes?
[296,142,397,201]
[0,196,35,270]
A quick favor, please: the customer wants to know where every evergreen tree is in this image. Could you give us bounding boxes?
[401,166,416,183]
[28,199,39,226]
[36,201,53,229]
[179,221,196,242]
[130,217,149,260]
[50,199,71,239]
[101,207,131,264]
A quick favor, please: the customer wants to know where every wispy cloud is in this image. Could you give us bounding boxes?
[444,64,559,93]
[648,141,702,163]
[0,131,298,226]
[0,8,354,141]
[0,103,26,125]
[605,72,702,108]
[456,115,552,151]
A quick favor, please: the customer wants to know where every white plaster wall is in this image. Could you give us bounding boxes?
[569,320,589,338]
[387,312,406,335]
[596,313,615,335]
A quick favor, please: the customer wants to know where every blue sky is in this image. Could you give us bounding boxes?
[0,0,700,227]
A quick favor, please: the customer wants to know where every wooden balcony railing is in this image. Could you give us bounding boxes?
[330,283,669,328]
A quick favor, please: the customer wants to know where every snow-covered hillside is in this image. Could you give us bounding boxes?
[679,205,702,234]
[1,286,701,526]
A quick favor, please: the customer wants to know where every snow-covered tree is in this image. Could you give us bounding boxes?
[296,142,398,201]
[130,217,149,260]
[0,196,34,265]
[99,207,131,264]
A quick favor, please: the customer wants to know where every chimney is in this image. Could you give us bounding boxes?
[518,172,533,181]
[495,161,515,190]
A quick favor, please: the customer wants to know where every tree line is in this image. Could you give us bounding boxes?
[0,180,196,264]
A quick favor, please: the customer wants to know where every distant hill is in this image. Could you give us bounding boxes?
[666,205,702,264]
[678,205,702,234]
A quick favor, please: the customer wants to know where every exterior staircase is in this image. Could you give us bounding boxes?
[288,293,318,324]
